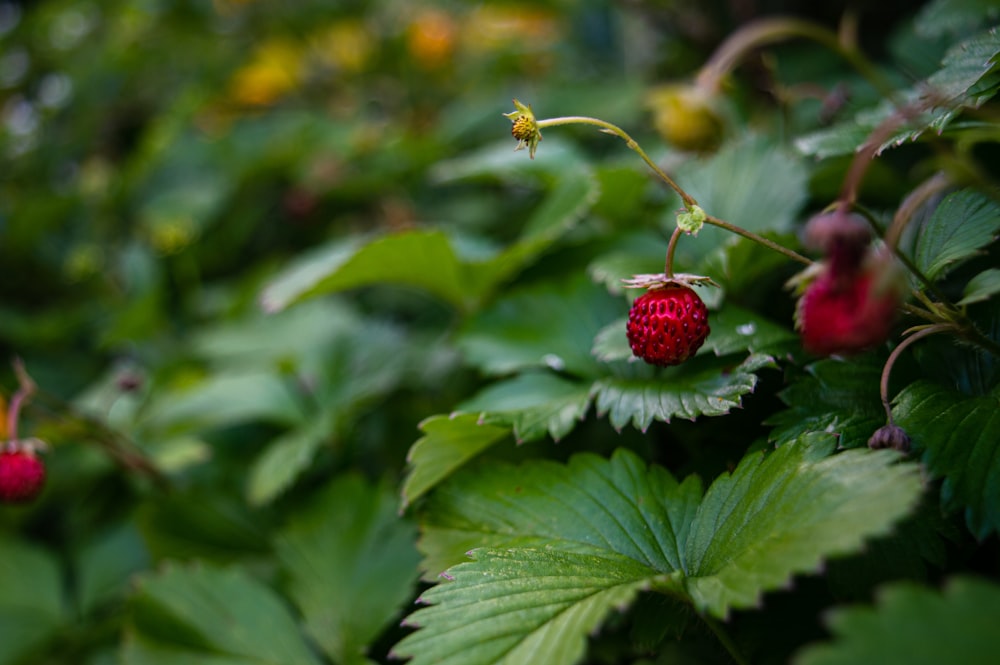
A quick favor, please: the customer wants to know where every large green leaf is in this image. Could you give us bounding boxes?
[592,353,775,432]
[796,29,1000,158]
[913,189,1000,280]
[456,274,622,379]
[767,357,886,449]
[893,379,1000,538]
[457,372,592,443]
[122,563,320,665]
[795,577,1000,665]
[666,135,808,266]
[395,440,922,665]
[275,475,420,665]
[245,412,337,507]
[959,268,1000,305]
[259,231,470,312]
[401,414,511,510]
[0,538,64,665]
[260,167,600,313]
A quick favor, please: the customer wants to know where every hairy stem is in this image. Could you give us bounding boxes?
[695,16,894,100]
[664,226,684,277]
[535,116,697,207]
[879,324,955,421]
[704,214,813,265]
[7,358,36,441]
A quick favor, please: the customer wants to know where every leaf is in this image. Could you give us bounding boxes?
[140,370,305,433]
[767,357,886,449]
[75,524,149,615]
[660,136,808,269]
[893,379,1000,538]
[401,414,510,510]
[914,189,1000,280]
[592,353,775,432]
[245,412,336,507]
[915,0,1000,39]
[275,475,420,665]
[123,563,320,665]
[457,274,623,379]
[795,577,1000,665]
[394,548,655,665]
[396,441,922,665]
[796,29,1000,158]
[0,538,64,665]
[959,268,1000,305]
[259,231,469,312]
[457,372,592,443]
[260,168,600,313]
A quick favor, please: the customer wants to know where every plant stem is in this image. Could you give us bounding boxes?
[705,214,812,265]
[664,226,683,277]
[533,116,813,267]
[7,358,36,441]
[879,324,954,421]
[696,17,894,100]
[703,615,750,665]
[535,116,697,207]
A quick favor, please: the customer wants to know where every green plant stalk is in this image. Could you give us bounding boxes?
[533,116,813,266]
[664,226,684,277]
[695,16,895,102]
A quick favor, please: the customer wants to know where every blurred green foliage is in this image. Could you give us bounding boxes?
[1,0,1000,664]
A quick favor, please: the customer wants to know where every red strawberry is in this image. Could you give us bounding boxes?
[797,265,900,356]
[627,286,710,366]
[0,447,45,503]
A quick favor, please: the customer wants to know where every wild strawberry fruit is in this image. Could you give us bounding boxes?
[0,446,45,503]
[797,265,900,356]
[868,424,911,453]
[627,286,710,366]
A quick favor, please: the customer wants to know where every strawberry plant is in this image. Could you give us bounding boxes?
[1,1,1000,665]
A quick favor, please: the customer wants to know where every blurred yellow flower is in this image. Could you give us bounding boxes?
[228,38,304,107]
[312,19,375,74]
[406,9,457,70]
[461,5,561,54]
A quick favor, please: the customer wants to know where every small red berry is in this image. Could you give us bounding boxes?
[627,286,710,366]
[0,447,46,503]
[797,267,900,356]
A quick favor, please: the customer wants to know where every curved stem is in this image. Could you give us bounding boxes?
[664,226,684,277]
[7,358,36,441]
[879,324,954,421]
[704,214,812,265]
[535,116,697,207]
[695,17,894,100]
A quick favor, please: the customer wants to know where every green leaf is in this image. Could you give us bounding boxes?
[795,577,1000,665]
[914,189,1000,280]
[592,353,775,432]
[457,274,622,378]
[457,372,591,443]
[893,379,1000,538]
[275,475,420,665]
[767,357,886,449]
[245,413,336,507]
[260,168,600,313]
[796,30,1000,158]
[401,414,510,510]
[959,268,1000,305]
[123,563,320,665]
[75,525,149,615]
[259,231,469,312]
[667,135,808,265]
[140,370,305,433]
[397,441,922,664]
[915,0,1000,38]
[394,548,655,665]
[0,538,64,665]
